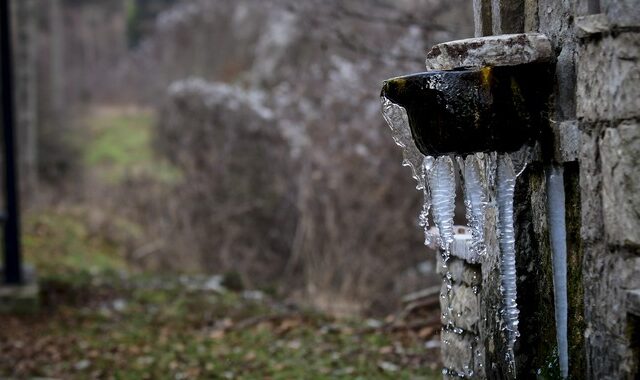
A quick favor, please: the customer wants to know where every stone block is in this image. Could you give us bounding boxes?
[555,43,577,120]
[473,0,493,37]
[602,0,640,27]
[425,33,553,71]
[524,0,538,32]
[441,329,484,378]
[491,0,525,34]
[575,14,610,39]
[600,122,640,247]
[577,33,640,122]
[583,252,638,378]
[437,255,482,287]
[440,282,480,332]
[537,0,573,44]
[0,265,40,314]
[579,128,604,243]
[552,120,580,162]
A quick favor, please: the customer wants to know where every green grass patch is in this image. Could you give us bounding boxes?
[84,108,181,184]
[22,209,127,279]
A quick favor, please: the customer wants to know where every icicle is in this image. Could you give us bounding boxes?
[546,165,569,378]
[485,152,498,201]
[509,145,533,178]
[380,96,426,190]
[419,156,436,245]
[459,153,488,261]
[496,153,520,360]
[427,155,456,253]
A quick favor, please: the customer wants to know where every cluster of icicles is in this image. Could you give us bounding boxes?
[382,97,531,360]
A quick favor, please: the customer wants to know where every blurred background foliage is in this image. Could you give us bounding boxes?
[5,0,475,377]
[13,0,473,315]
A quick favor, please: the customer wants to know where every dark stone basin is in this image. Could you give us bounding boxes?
[381,64,553,156]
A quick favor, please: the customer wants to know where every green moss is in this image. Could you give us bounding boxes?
[514,165,559,377]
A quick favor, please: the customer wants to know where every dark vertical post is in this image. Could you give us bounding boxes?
[0,0,23,284]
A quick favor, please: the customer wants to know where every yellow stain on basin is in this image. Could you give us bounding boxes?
[480,66,492,89]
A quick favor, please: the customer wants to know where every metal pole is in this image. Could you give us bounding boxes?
[0,0,23,284]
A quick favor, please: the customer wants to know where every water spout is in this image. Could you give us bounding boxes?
[381,45,553,376]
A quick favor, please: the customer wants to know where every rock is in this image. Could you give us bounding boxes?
[599,122,640,247]
[551,120,580,162]
[425,33,553,71]
[575,14,610,39]
[578,129,603,243]
[437,256,482,287]
[441,329,484,378]
[440,282,480,332]
[577,32,640,122]
[602,0,640,27]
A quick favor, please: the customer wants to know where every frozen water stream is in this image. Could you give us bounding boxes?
[382,96,533,372]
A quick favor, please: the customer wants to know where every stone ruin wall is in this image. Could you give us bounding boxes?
[438,0,639,378]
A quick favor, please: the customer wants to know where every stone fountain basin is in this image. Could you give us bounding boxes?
[381,63,553,156]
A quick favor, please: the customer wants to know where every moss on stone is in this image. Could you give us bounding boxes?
[514,165,559,378]
[564,162,586,379]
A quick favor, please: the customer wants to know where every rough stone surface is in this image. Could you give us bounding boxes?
[552,120,580,162]
[577,32,640,122]
[579,129,604,243]
[440,282,480,332]
[425,33,553,71]
[575,14,610,39]
[474,0,493,37]
[441,330,484,378]
[491,0,525,34]
[478,204,514,378]
[599,122,640,247]
[627,288,640,316]
[602,0,640,27]
[514,166,559,377]
[524,0,539,32]
[437,256,482,287]
[537,0,573,44]
[582,251,639,379]
[555,42,577,120]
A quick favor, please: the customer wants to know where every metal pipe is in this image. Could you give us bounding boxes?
[0,0,24,284]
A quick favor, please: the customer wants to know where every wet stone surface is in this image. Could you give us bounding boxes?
[440,282,480,332]
[381,64,553,156]
[437,256,482,287]
[441,329,484,378]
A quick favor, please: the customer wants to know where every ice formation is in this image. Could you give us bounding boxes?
[382,96,534,371]
[419,156,435,245]
[380,96,426,190]
[458,154,489,259]
[496,153,521,359]
[428,156,457,253]
[546,165,568,378]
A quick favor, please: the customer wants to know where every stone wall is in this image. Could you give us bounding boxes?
[574,5,640,379]
[436,0,639,378]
